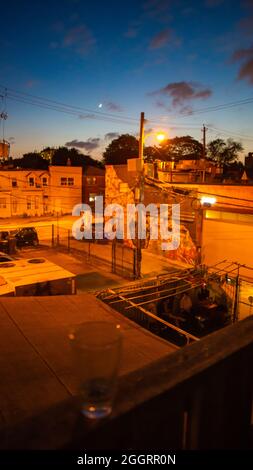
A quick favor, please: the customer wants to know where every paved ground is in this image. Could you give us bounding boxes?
[0,214,191,277]
[0,294,177,430]
[17,246,127,293]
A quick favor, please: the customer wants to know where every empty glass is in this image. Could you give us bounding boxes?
[69,321,122,419]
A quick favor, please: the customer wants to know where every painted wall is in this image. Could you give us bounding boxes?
[202,218,253,274]
[0,166,82,217]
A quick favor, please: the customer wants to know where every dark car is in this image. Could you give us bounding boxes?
[0,251,15,263]
[13,227,39,247]
[0,231,10,253]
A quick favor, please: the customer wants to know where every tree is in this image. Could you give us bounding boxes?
[14,152,49,170]
[12,146,103,170]
[207,138,243,165]
[51,147,103,168]
[223,161,244,180]
[103,134,139,165]
[143,145,160,163]
[153,136,203,161]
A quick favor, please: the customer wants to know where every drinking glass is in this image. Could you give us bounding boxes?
[69,321,122,419]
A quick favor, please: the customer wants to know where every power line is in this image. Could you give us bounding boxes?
[6,94,138,127]
[0,85,139,121]
[3,83,253,126]
[208,126,253,142]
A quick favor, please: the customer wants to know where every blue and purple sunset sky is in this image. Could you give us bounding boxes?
[1,0,253,160]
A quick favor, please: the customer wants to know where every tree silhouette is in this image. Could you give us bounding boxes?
[103,134,139,165]
[207,138,243,165]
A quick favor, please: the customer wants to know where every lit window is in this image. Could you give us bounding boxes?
[89,193,97,202]
[87,177,96,185]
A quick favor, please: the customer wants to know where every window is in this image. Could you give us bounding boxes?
[28,177,35,187]
[12,179,17,188]
[87,176,96,185]
[60,177,67,186]
[0,198,7,208]
[35,196,39,210]
[42,177,48,186]
[60,177,74,186]
[27,196,32,210]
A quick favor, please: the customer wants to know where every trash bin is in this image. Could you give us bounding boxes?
[8,236,17,255]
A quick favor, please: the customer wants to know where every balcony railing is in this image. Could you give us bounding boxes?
[2,316,253,450]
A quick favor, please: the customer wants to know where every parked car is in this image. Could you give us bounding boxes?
[0,231,12,253]
[0,252,15,263]
[13,227,39,247]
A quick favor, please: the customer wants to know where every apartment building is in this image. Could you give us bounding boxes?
[0,166,82,217]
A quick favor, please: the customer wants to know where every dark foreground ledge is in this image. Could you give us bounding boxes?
[1,316,253,450]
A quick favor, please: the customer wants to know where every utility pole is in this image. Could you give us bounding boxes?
[202,124,207,183]
[233,263,240,323]
[202,124,207,159]
[135,112,145,279]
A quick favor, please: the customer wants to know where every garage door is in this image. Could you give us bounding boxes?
[202,211,253,271]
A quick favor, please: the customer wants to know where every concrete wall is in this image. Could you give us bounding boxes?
[171,183,253,210]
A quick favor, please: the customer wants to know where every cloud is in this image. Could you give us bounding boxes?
[62,25,96,56]
[149,81,212,109]
[105,132,120,140]
[104,101,123,112]
[232,45,253,84]
[238,59,253,84]
[149,28,171,49]
[78,113,95,120]
[232,46,253,61]
[65,138,100,151]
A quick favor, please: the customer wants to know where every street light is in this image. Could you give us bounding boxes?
[135,112,167,278]
[156,133,166,143]
[200,196,216,208]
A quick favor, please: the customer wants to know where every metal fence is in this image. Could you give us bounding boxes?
[51,225,135,279]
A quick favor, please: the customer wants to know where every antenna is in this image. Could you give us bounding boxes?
[0,90,8,142]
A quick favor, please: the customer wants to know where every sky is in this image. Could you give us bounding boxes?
[1,0,253,160]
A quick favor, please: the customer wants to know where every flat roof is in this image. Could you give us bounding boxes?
[0,293,177,430]
[0,258,75,288]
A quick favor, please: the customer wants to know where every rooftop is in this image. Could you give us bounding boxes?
[0,293,176,433]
